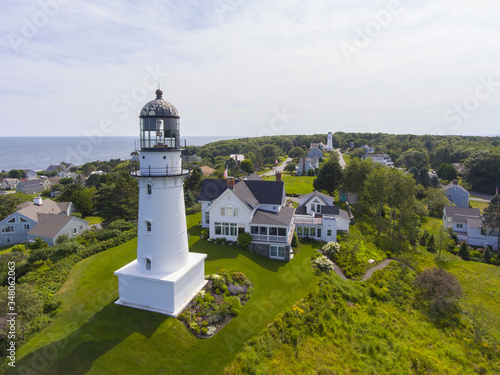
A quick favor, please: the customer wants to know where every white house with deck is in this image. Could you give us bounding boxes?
[294,191,351,242]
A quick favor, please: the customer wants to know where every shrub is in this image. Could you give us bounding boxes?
[458,242,471,260]
[322,241,341,257]
[313,256,335,272]
[414,268,462,323]
[291,231,299,248]
[237,232,252,249]
[482,246,492,263]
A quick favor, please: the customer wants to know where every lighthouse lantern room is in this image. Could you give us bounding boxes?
[114,90,207,317]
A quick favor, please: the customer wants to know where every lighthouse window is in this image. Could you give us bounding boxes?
[146,258,151,271]
[147,184,152,195]
[146,221,152,232]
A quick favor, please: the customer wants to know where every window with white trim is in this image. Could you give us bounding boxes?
[456,223,464,229]
[146,221,152,232]
[6,238,11,244]
[226,205,233,217]
[220,207,225,216]
[1,226,14,233]
[234,207,239,217]
[317,228,322,237]
[147,184,152,195]
[215,222,241,236]
[270,245,286,259]
[205,211,210,224]
[7,217,15,223]
[73,227,77,234]
[24,224,30,230]
[327,230,332,236]
[20,217,27,222]
[146,258,151,271]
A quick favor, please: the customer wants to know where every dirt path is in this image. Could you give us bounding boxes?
[331,258,395,281]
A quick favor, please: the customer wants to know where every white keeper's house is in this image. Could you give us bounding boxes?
[199,176,296,261]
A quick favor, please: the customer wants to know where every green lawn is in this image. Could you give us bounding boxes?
[9,213,319,375]
[0,245,14,255]
[469,200,489,212]
[342,153,351,165]
[82,216,103,225]
[263,172,315,195]
[420,216,444,237]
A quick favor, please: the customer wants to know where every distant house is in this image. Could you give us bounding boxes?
[1,178,19,190]
[452,163,464,173]
[46,165,60,173]
[24,170,38,180]
[307,146,323,159]
[294,191,351,242]
[362,153,394,167]
[198,178,296,261]
[200,166,215,177]
[46,163,73,174]
[186,155,202,163]
[230,154,245,167]
[16,179,51,194]
[443,180,469,208]
[0,197,74,246]
[443,206,498,250]
[296,157,319,175]
[310,142,326,150]
[360,144,375,154]
[27,214,88,246]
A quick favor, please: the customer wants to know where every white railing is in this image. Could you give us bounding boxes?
[251,234,288,243]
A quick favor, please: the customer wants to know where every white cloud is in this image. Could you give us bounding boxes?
[0,0,499,137]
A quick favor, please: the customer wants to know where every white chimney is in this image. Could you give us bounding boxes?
[33,197,43,206]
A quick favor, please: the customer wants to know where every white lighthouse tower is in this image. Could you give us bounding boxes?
[114,89,207,317]
[326,131,334,151]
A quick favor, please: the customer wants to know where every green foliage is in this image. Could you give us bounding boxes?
[482,194,500,253]
[458,241,471,261]
[313,156,343,195]
[413,267,462,325]
[463,149,500,193]
[240,159,254,174]
[70,189,94,216]
[426,234,435,253]
[341,157,374,197]
[288,147,306,158]
[284,162,297,172]
[437,163,458,181]
[237,232,252,249]
[482,246,492,263]
[396,148,430,170]
[0,193,34,221]
[424,188,449,217]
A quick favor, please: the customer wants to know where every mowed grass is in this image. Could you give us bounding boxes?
[82,216,103,225]
[263,172,315,195]
[469,199,490,212]
[9,213,319,375]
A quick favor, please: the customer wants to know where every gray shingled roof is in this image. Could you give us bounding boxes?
[444,206,480,219]
[320,205,340,215]
[28,214,74,238]
[243,180,284,205]
[250,206,295,226]
[17,199,65,221]
[198,179,231,201]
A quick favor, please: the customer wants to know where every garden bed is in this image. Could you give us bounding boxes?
[178,269,253,338]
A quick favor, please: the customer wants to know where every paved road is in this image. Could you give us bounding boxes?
[469,191,494,201]
[260,157,293,177]
[330,258,395,281]
[335,149,347,169]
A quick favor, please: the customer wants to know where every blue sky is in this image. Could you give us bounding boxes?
[1,0,499,137]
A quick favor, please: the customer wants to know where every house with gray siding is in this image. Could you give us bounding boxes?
[443,206,498,250]
[0,197,73,246]
[443,180,469,208]
[1,178,19,190]
[296,157,319,175]
[307,146,323,159]
[27,214,89,245]
[16,179,51,194]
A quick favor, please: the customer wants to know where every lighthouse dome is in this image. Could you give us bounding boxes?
[140,89,180,118]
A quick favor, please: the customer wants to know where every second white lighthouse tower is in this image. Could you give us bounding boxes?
[115,89,207,317]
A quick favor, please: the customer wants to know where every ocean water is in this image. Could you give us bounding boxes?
[0,136,235,172]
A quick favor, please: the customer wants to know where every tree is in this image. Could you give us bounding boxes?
[313,157,343,196]
[364,166,389,235]
[424,188,450,218]
[240,160,254,174]
[288,147,306,158]
[435,225,454,259]
[463,149,500,193]
[237,232,252,249]
[437,163,457,181]
[341,157,374,200]
[284,162,297,173]
[414,268,462,321]
[458,241,471,260]
[396,148,430,170]
[70,190,94,217]
[482,194,500,253]
[482,246,492,264]
[8,169,25,179]
[184,167,203,192]
[260,144,280,164]
[426,235,435,253]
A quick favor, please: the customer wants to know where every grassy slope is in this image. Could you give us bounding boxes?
[8,213,319,375]
[263,172,315,195]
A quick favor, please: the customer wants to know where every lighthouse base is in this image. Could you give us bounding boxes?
[114,252,207,317]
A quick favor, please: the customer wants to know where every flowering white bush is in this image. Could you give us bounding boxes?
[207,238,215,243]
[322,241,341,257]
[313,256,335,272]
[196,290,206,298]
[207,274,223,281]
